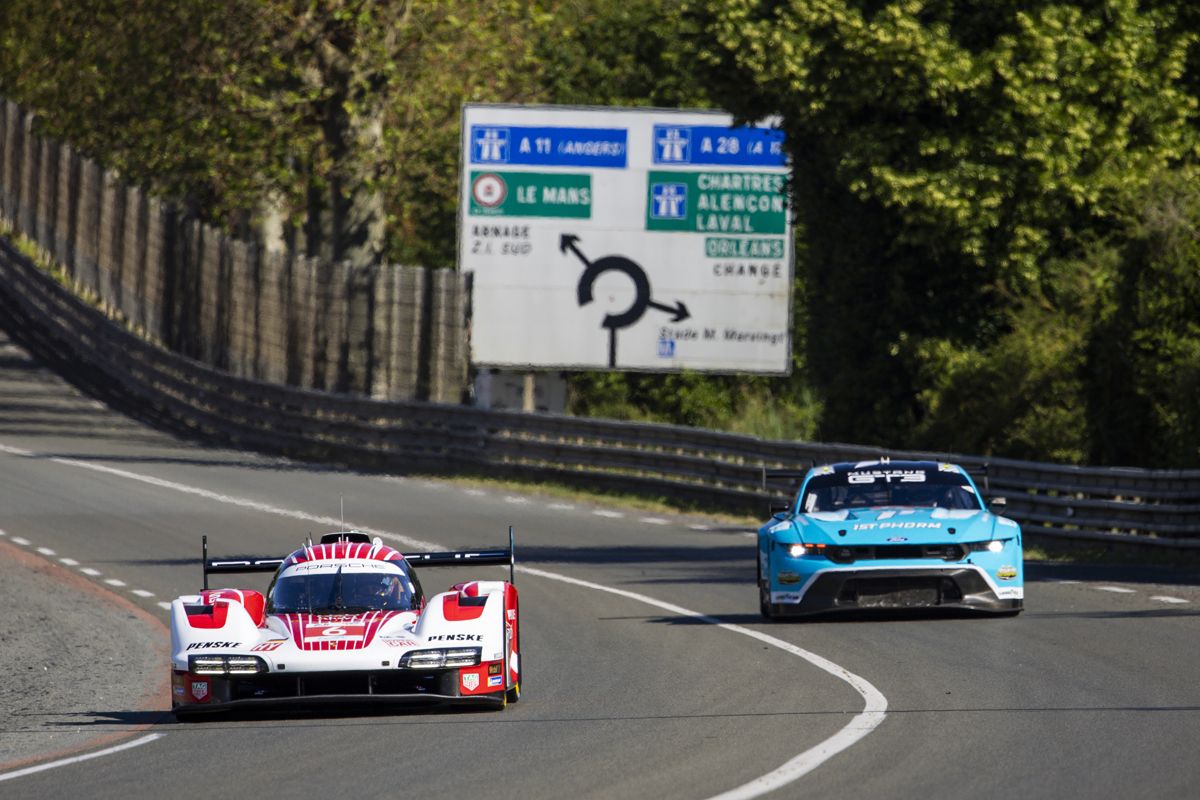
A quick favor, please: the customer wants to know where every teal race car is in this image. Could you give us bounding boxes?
[757,460,1023,618]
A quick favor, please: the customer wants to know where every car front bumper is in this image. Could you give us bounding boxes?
[769,566,1023,616]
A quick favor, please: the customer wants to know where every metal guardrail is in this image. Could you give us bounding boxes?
[1,237,1199,551]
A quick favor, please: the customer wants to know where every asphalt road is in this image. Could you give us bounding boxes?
[0,329,1198,799]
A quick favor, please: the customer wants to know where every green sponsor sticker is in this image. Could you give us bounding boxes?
[646,171,787,234]
[704,237,785,259]
[470,171,591,218]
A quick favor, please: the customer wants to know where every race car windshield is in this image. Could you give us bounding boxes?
[268,570,418,613]
[801,470,982,512]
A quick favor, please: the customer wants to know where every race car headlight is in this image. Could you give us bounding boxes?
[967,540,1007,553]
[188,655,267,675]
[226,656,268,674]
[398,648,481,670]
[782,542,826,557]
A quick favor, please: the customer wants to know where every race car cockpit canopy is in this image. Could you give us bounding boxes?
[267,561,421,614]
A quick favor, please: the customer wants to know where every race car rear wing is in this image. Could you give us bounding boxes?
[761,466,813,515]
[201,528,517,589]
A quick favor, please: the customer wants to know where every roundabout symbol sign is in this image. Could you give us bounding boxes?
[560,234,689,367]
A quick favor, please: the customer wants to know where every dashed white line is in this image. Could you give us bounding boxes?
[464,489,487,497]
[10,536,30,546]
[593,510,624,519]
[1097,586,1136,594]
[688,524,713,531]
[58,558,79,566]
[547,503,575,511]
[104,578,126,587]
[36,547,56,556]
[1150,595,1189,604]
[1057,580,1082,585]
[0,733,164,783]
[640,517,669,525]
[79,568,101,577]
[131,589,155,598]
[504,496,530,505]
[157,601,172,611]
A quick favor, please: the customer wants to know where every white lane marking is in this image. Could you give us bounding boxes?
[32,456,440,551]
[59,558,79,566]
[519,565,887,800]
[37,547,56,556]
[79,568,102,577]
[464,489,487,497]
[640,517,668,525]
[3,447,888,795]
[11,536,30,546]
[1057,580,1081,585]
[0,444,34,457]
[104,578,126,587]
[0,733,164,783]
[157,602,172,611]
[593,510,624,519]
[504,496,530,505]
[0,529,5,536]
[1097,586,1136,594]
[131,589,155,598]
[1151,596,1188,604]
[689,524,713,531]
[548,503,575,511]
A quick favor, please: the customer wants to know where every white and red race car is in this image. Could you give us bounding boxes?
[170,531,520,718]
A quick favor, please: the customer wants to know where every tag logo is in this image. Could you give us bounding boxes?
[462,673,479,691]
[191,681,209,701]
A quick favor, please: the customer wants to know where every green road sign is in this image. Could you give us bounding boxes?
[646,171,787,234]
[469,171,592,218]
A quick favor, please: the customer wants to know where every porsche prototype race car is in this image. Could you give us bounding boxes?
[758,460,1023,617]
[170,531,520,717]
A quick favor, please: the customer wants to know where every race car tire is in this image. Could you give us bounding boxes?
[504,609,521,704]
[758,559,774,620]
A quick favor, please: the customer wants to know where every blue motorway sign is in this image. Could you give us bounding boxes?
[470,125,628,168]
[651,125,786,168]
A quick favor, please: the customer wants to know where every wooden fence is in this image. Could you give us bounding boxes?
[0,98,466,403]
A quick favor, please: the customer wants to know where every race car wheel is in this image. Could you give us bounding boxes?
[758,560,774,620]
[504,608,521,704]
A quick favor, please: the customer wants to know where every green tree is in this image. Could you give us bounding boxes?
[683,0,1198,453]
[1087,170,1200,467]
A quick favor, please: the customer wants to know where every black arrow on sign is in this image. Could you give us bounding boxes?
[560,234,691,367]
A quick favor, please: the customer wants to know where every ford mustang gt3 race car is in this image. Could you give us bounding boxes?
[170,531,521,717]
[758,460,1023,617]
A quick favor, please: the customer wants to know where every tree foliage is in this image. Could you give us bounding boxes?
[1087,169,1200,467]
[683,0,1199,456]
[2,0,1199,464]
